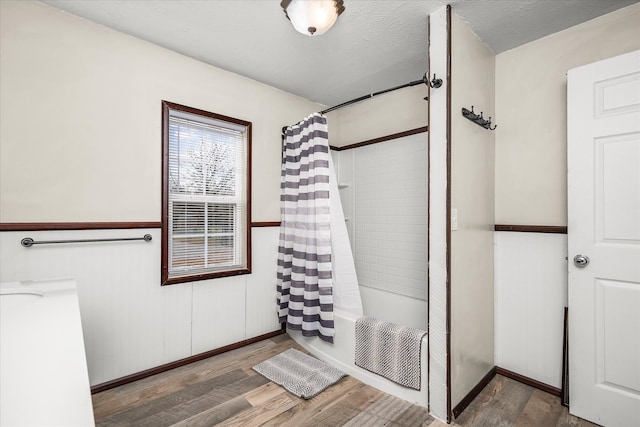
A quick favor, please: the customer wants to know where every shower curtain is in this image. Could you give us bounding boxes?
[277,113,335,343]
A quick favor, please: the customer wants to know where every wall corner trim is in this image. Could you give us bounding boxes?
[330,126,428,151]
[451,366,564,419]
[251,222,281,228]
[452,366,497,419]
[495,367,562,397]
[494,224,568,234]
[0,222,162,231]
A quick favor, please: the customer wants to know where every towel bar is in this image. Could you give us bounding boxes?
[21,234,152,247]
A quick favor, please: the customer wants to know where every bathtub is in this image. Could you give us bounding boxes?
[289,308,429,407]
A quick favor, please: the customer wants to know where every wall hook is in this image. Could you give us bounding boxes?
[465,106,479,120]
[485,117,497,130]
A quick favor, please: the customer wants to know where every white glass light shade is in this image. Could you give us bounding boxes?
[283,0,343,36]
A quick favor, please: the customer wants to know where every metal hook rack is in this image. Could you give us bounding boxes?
[461,106,497,130]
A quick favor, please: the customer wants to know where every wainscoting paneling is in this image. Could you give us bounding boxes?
[0,229,189,385]
[246,227,282,338]
[494,231,568,388]
[0,227,280,386]
[191,276,247,355]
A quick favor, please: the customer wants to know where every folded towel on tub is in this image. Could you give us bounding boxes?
[354,316,428,390]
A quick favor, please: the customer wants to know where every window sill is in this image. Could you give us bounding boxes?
[161,268,251,286]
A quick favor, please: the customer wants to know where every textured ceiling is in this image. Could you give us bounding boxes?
[41,0,638,107]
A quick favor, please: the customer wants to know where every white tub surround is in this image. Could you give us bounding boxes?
[289,309,429,407]
[328,153,363,316]
[332,133,428,304]
[0,278,95,427]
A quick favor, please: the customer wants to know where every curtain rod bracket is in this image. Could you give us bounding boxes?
[429,73,443,89]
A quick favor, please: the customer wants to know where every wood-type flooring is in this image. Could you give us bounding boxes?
[92,334,599,426]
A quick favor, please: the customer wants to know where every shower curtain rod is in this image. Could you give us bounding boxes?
[320,72,441,114]
[283,72,441,133]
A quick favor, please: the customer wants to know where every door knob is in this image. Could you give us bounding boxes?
[573,254,590,268]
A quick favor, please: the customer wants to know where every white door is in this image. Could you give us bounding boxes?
[568,49,640,427]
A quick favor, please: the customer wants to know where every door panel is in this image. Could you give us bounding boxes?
[595,71,640,118]
[568,50,640,427]
[595,279,640,394]
[597,134,640,242]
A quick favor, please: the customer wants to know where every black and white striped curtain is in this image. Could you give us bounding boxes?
[277,113,334,343]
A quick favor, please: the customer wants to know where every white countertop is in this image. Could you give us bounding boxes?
[1,278,95,426]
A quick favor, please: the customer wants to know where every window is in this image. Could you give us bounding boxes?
[161,101,251,285]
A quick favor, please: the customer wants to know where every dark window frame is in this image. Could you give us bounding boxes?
[161,101,252,286]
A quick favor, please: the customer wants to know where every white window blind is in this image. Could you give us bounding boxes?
[167,109,248,279]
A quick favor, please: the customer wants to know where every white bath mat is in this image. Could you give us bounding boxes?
[355,316,427,390]
[252,348,346,399]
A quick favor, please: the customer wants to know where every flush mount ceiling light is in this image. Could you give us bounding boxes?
[281,0,345,36]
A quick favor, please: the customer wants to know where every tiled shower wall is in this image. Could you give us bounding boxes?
[332,132,428,328]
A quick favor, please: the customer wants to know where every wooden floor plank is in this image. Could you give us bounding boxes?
[344,395,411,426]
[171,396,253,427]
[455,374,533,427]
[92,335,599,427]
[392,399,434,426]
[264,376,363,426]
[556,407,602,427]
[216,393,298,426]
[305,383,386,426]
[97,370,249,426]
[243,382,287,406]
[92,339,278,419]
[515,389,564,427]
[136,374,269,427]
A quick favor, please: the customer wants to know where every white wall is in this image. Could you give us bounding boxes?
[329,85,428,148]
[494,232,567,388]
[494,3,640,226]
[492,2,640,391]
[0,0,317,385]
[450,12,496,409]
[0,0,321,223]
[427,6,449,421]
